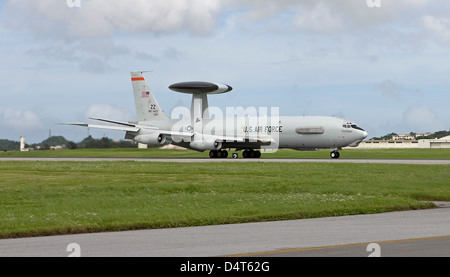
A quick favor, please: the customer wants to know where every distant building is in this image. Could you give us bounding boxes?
[416,132,432,138]
[392,134,415,140]
[351,135,450,149]
[50,145,64,150]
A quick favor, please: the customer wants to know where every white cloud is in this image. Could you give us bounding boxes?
[227,0,434,33]
[423,15,450,43]
[3,0,223,72]
[403,105,447,132]
[5,0,448,67]
[1,0,450,142]
[1,108,42,129]
[5,0,222,38]
[5,0,448,40]
[293,3,343,33]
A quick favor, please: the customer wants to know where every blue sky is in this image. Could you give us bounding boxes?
[0,0,449,143]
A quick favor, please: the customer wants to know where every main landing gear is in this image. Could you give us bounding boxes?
[242,149,261,158]
[330,151,340,159]
[209,150,228,158]
[208,149,261,159]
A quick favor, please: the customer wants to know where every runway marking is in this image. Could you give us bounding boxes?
[224,235,450,257]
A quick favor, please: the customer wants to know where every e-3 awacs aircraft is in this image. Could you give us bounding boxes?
[66,71,367,159]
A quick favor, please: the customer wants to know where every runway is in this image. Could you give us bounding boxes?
[1,157,450,164]
[1,204,449,257]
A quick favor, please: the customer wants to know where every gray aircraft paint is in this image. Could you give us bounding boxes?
[66,71,367,158]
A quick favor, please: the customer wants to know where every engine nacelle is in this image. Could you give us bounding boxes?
[134,133,166,146]
[190,139,222,151]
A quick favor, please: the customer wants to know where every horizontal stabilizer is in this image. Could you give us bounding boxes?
[62,123,140,132]
[89,117,136,127]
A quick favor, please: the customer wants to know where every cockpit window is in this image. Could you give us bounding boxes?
[351,124,364,131]
[343,122,364,131]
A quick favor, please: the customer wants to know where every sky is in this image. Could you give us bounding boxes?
[0,0,449,143]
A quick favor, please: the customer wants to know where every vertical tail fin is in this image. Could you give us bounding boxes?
[130,71,169,122]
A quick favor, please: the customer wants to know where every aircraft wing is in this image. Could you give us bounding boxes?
[64,118,275,144]
[62,118,194,139]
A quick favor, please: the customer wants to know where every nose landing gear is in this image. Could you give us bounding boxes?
[330,151,340,159]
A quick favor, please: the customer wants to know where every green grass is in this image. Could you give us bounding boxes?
[0,161,449,238]
[1,147,450,159]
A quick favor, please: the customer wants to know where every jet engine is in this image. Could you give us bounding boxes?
[134,133,166,146]
[189,139,222,151]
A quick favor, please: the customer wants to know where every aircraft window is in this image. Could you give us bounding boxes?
[351,124,364,131]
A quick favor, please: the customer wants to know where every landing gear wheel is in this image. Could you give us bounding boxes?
[330,151,340,159]
[221,150,228,158]
[242,150,261,158]
[209,150,228,158]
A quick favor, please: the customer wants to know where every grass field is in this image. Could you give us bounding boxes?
[1,147,450,159]
[0,156,449,238]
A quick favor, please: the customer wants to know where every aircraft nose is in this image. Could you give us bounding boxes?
[362,131,368,139]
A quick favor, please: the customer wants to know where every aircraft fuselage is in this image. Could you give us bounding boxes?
[132,115,367,153]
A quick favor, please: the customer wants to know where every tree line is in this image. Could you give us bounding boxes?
[370,130,450,141]
[0,136,137,151]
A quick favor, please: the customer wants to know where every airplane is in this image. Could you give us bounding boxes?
[66,71,367,159]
